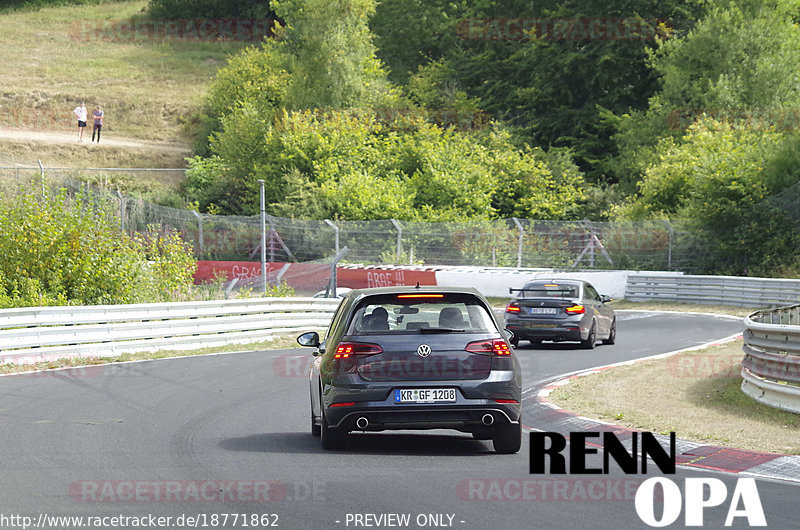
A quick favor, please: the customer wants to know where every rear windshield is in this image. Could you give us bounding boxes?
[347,293,496,334]
[519,283,578,298]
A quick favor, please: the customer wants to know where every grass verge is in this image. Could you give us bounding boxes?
[0,334,302,376]
[0,0,250,169]
[548,338,800,455]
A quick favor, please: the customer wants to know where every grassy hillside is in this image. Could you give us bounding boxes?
[0,0,251,169]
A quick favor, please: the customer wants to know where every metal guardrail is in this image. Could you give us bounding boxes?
[625,273,800,308]
[0,298,340,364]
[741,304,800,414]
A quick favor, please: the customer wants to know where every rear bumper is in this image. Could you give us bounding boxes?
[506,322,584,342]
[327,403,521,432]
[322,370,521,431]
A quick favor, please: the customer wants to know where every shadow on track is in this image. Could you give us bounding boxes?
[219,432,495,456]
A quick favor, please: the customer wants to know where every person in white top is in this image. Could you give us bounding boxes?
[73,101,87,141]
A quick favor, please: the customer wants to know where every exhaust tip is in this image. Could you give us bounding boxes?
[356,417,369,429]
[481,413,494,426]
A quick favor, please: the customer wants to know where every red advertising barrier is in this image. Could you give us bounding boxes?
[194,261,438,292]
[337,267,437,289]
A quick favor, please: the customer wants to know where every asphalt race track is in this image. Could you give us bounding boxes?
[0,311,796,529]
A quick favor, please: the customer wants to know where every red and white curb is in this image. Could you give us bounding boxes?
[532,333,800,484]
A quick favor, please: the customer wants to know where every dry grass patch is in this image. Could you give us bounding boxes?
[0,1,248,145]
[549,339,800,455]
[0,137,190,173]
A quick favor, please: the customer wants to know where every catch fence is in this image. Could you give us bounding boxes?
[1,165,708,271]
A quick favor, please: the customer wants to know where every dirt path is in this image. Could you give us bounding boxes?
[0,128,191,154]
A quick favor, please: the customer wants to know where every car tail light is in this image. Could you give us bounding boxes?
[397,294,444,299]
[465,339,512,356]
[494,399,519,404]
[330,402,356,407]
[505,303,521,313]
[565,304,585,315]
[334,342,383,359]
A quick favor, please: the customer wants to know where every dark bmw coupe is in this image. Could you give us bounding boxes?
[504,279,616,349]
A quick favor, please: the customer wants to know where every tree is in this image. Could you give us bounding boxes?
[272,0,394,109]
[371,0,706,182]
[619,117,800,274]
[614,0,800,189]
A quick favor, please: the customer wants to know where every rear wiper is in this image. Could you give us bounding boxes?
[419,327,465,333]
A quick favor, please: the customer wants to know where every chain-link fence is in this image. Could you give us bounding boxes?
[2,165,714,272]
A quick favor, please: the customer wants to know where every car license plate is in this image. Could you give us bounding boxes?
[528,307,558,315]
[394,388,456,404]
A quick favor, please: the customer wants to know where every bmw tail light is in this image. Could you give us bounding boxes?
[505,303,521,313]
[565,304,585,315]
[334,342,383,359]
[465,339,512,356]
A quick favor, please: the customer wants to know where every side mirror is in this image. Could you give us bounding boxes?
[297,331,320,348]
[600,295,613,303]
[503,328,516,342]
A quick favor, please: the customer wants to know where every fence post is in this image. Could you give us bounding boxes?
[663,220,674,270]
[117,190,126,231]
[38,160,45,199]
[512,217,523,268]
[329,246,350,297]
[192,210,204,256]
[391,219,403,263]
[258,179,267,294]
[324,219,339,256]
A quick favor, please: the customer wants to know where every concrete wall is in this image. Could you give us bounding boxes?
[434,267,658,299]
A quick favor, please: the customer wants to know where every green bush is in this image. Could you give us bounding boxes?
[185,109,587,221]
[0,189,197,308]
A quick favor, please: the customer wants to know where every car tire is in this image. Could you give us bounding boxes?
[581,322,597,349]
[320,408,347,450]
[602,318,616,345]
[492,422,522,454]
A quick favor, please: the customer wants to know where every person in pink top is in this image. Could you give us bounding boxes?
[73,101,87,141]
[92,105,104,143]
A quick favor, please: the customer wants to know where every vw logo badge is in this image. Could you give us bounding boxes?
[417,344,432,357]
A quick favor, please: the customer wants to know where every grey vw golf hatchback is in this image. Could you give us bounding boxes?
[297,286,522,453]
